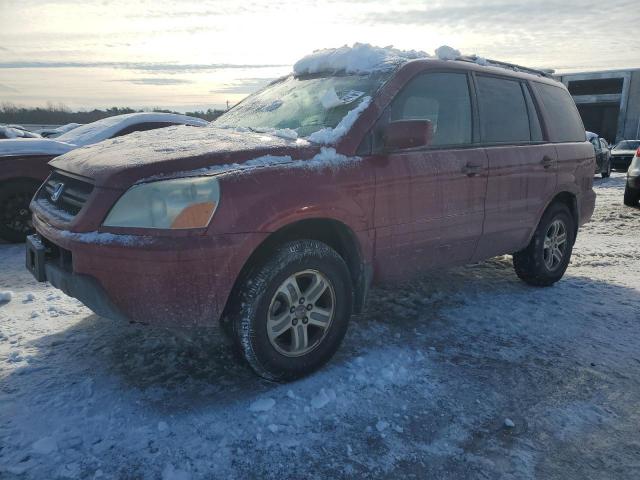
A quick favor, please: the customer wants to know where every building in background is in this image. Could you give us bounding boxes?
[556,68,640,144]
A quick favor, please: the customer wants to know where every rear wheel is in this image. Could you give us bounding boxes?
[601,159,611,178]
[0,180,39,243]
[624,184,640,207]
[231,240,353,381]
[513,203,575,287]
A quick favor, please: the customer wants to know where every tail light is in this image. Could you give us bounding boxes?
[636,147,640,157]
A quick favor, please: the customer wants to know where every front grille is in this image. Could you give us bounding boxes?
[37,171,94,219]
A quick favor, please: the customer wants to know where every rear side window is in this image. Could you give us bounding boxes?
[476,76,538,143]
[534,83,586,142]
[388,72,472,146]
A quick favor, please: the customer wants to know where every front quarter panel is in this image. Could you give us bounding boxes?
[207,159,376,236]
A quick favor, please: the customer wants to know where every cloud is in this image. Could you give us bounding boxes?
[0,61,288,74]
[111,78,193,85]
[365,0,635,30]
[210,77,277,94]
[0,83,19,93]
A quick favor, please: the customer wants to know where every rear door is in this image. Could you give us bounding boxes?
[371,71,488,280]
[473,75,557,260]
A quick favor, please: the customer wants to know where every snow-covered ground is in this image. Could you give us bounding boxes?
[1,173,639,479]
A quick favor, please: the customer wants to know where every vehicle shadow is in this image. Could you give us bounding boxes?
[4,254,638,417]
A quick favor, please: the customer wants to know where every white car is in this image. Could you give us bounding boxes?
[0,112,208,242]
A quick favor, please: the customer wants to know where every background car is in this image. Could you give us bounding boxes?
[0,112,208,242]
[0,125,42,139]
[587,131,611,178]
[610,139,640,171]
[624,148,640,207]
[37,123,82,138]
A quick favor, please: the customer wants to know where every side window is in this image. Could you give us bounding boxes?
[523,85,543,142]
[476,76,534,143]
[385,72,472,147]
[533,83,586,143]
[111,122,176,138]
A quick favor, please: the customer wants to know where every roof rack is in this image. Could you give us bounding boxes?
[455,55,555,78]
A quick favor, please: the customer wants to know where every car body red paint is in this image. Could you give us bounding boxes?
[27,58,596,328]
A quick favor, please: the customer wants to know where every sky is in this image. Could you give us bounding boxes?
[0,0,639,112]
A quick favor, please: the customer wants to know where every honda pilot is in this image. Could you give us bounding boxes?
[26,47,596,380]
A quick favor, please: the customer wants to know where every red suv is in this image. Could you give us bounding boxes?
[26,49,596,380]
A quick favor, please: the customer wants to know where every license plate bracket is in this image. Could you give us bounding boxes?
[25,234,46,282]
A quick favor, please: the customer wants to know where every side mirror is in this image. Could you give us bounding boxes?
[383,120,433,150]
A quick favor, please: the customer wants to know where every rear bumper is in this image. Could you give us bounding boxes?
[28,214,267,327]
[628,174,640,190]
[578,189,596,227]
[611,156,632,170]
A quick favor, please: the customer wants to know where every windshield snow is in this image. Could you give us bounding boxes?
[215,73,389,138]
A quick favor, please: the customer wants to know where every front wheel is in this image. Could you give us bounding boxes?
[513,203,575,287]
[231,240,353,381]
[0,180,39,243]
[601,160,611,178]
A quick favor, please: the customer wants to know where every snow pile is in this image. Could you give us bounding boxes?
[294,43,430,75]
[0,291,14,303]
[308,96,371,144]
[249,398,276,413]
[435,45,461,60]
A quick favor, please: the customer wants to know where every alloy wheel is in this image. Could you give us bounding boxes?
[543,219,567,271]
[267,269,335,357]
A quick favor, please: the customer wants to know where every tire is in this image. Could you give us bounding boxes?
[0,180,39,243]
[624,184,640,207]
[513,203,575,287]
[231,239,353,381]
[601,160,611,178]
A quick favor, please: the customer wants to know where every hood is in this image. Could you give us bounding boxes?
[50,125,320,188]
[0,138,76,158]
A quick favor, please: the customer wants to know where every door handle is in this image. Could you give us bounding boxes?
[462,163,482,177]
[541,156,554,169]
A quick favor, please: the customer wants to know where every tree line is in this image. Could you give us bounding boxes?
[0,102,226,125]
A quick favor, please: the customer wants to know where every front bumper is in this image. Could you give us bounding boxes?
[27,214,267,327]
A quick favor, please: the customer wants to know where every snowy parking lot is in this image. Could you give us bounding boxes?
[1,172,639,479]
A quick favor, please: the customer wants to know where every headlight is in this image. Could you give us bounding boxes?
[103,176,220,229]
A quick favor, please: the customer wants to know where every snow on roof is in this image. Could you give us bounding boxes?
[56,112,208,147]
[293,43,430,76]
[0,138,75,157]
[435,45,461,61]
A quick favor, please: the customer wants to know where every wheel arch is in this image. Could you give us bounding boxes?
[542,191,579,239]
[222,218,371,323]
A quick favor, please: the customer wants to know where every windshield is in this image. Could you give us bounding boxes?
[214,73,390,138]
[613,140,640,150]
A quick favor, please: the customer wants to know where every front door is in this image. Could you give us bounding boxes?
[370,71,488,281]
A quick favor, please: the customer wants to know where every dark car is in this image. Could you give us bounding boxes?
[624,149,640,206]
[0,113,207,242]
[610,140,640,171]
[26,46,596,380]
[587,131,611,178]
